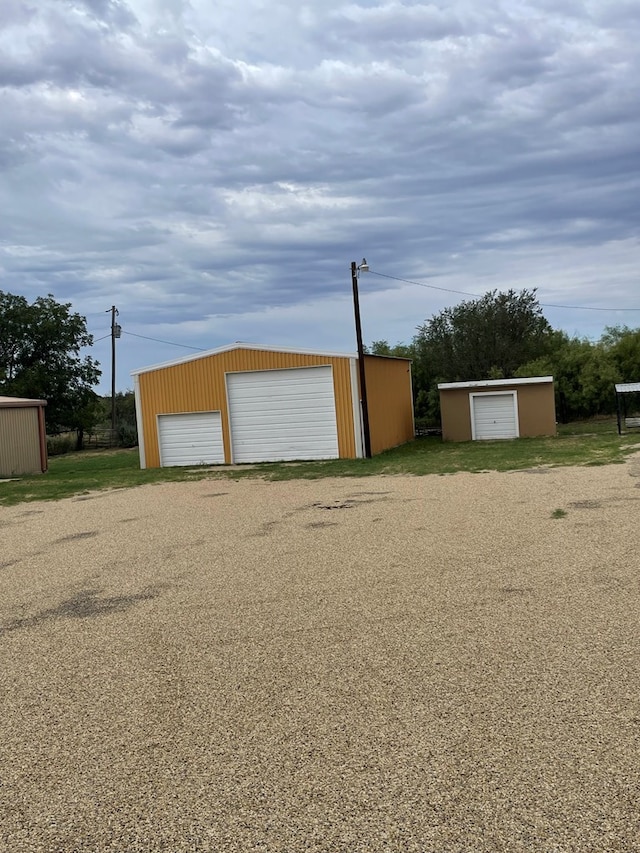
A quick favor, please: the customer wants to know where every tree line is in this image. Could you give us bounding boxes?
[2,288,639,445]
[368,289,640,425]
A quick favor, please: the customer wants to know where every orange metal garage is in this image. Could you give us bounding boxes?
[132,344,414,467]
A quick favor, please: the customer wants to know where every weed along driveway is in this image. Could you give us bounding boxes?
[1,461,640,852]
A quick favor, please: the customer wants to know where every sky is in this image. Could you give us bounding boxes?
[1,0,639,394]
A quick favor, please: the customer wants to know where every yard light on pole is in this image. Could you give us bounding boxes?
[351,259,372,459]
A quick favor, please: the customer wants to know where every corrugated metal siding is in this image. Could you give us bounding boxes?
[0,407,41,477]
[137,349,357,467]
[363,356,415,455]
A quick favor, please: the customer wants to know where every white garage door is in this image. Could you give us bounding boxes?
[227,366,339,463]
[157,411,224,467]
[471,392,519,440]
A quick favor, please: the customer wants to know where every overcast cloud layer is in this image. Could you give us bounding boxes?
[1,0,639,391]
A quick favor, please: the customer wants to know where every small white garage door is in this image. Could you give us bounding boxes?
[471,392,519,440]
[157,411,224,467]
[227,366,339,463]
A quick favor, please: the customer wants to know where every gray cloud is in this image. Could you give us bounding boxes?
[69,0,138,27]
[1,0,639,391]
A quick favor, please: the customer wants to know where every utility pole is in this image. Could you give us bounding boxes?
[110,306,120,439]
[351,260,372,458]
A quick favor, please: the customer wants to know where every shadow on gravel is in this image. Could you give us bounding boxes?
[2,587,160,634]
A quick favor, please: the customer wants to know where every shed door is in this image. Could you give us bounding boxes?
[157,411,224,467]
[227,366,339,463]
[471,392,519,440]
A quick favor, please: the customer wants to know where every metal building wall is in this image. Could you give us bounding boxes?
[136,348,358,468]
[0,407,43,477]
[363,355,415,455]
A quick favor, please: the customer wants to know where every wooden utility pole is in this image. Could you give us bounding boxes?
[351,261,372,458]
[110,306,119,437]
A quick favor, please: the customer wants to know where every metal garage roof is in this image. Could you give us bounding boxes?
[615,383,640,393]
[131,342,359,376]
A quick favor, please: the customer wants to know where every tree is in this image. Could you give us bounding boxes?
[516,332,620,422]
[366,339,416,360]
[0,291,101,435]
[98,390,138,447]
[407,289,554,424]
[601,326,640,382]
[414,289,554,383]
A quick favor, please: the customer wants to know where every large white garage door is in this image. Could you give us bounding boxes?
[471,392,519,440]
[227,366,339,463]
[157,411,224,467]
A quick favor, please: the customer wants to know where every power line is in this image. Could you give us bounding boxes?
[368,269,640,313]
[369,270,477,298]
[88,327,207,351]
[538,301,640,312]
[121,330,206,351]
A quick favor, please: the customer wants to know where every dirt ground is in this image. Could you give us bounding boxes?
[1,459,640,853]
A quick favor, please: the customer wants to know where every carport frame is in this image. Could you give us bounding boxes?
[615,382,640,435]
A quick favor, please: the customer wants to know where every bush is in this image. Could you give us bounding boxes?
[47,433,75,456]
[117,423,138,448]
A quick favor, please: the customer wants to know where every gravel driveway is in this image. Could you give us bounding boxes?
[1,459,640,853]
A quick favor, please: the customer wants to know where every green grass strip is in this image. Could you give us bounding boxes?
[1,419,639,506]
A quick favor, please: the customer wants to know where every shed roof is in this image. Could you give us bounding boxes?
[615,382,640,393]
[0,396,47,408]
[438,376,553,391]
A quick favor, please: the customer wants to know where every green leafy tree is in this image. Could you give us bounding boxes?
[73,391,105,451]
[98,390,138,446]
[0,291,101,434]
[516,332,620,422]
[414,289,554,382]
[114,390,137,426]
[409,289,554,424]
[366,339,415,360]
[601,326,640,381]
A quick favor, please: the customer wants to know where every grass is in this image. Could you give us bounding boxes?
[0,449,205,507]
[1,419,639,507]
[551,508,568,519]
